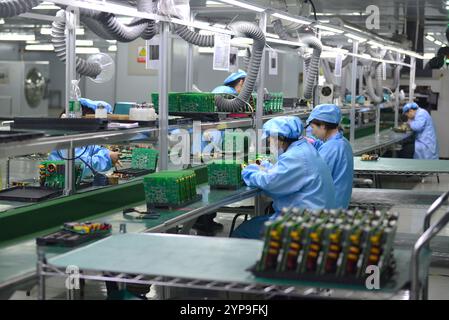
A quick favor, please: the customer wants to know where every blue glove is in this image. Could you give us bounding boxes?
[242,164,261,183]
[79,98,113,114]
[259,160,273,170]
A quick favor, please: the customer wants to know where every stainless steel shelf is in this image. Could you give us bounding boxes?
[0,127,159,158]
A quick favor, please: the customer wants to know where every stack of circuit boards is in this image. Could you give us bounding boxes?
[252,92,284,114]
[151,92,216,113]
[143,170,199,207]
[39,161,82,189]
[207,160,244,189]
[131,148,159,170]
[151,92,180,112]
[253,208,398,285]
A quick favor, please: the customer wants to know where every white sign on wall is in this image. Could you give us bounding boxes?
[213,33,231,71]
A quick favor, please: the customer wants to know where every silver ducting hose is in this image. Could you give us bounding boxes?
[174,24,215,47]
[302,36,322,100]
[242,47,252,72]
[364,65,382,104]
[273,19,321,100]
[52,10,102,78]
[214,22,266,112]
[79,3,157,42]
[0,0,40,18]
[385,51,402,89]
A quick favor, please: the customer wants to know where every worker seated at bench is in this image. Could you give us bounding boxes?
[305,104,354,209]
[49,99,121,178]
[232,116,336,239]
[403,102,439,160]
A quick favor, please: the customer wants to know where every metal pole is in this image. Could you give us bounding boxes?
[350,41,359,144]
[37,248,46,300]
[6,157,10,188]
[394,53,401,127]
[375,103,380,138]
[255,12,267,145]
[158,22,169,171]
[185,12,195,92]
[64,8,76,195]
[65,7,76,116]
[409,57,416,102]
[254,12,267,217]
[64,146,76,195]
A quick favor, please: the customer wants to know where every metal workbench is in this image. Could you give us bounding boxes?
[36,232,424,300]
[354,157,449,175]
[0,184,258,293]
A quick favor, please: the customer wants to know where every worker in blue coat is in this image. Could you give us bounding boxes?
[52,100,120,178]
[306,104,354,209]
[211,70,247,95]
[403,102,439,159]
[232,116,336,239]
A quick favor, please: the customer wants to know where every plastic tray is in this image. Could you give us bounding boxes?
[0,130,44,143]
[12,118,108,131]
[36,229,111,247]
[0,186,62,202]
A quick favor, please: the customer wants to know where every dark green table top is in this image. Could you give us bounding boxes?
[0,184,258,289]
[354,157,449,173]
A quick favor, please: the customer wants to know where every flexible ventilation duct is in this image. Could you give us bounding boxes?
[273,19,321,100]
[214,22,266,112]
[52,10,102,78]
[0,0,40,18]
[174,24,215,47]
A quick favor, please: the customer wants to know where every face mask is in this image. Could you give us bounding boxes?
[269,141,284,158]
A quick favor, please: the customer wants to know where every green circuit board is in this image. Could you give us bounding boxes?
[207,160,244,188]
[39,160,83,189]
[143,170,198,206]
[131,148,159,170]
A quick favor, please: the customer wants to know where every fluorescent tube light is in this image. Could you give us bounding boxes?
[272,12,311,25]
[217,0,265,12]
[344,33,367,42]
[25,44,54,51]
[0,34,35,41]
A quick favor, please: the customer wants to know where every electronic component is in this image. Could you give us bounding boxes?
[143,170,198,206]
[360,154,379,161]
[207,160,244,189]
[39,161,82,189]
[254,208,398,284]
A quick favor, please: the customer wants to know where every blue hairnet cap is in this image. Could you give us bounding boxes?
[402,102,419,114]
[211,85,237,94]
[79,98,113,114]
[223,70,247,85]
[261,116,304,140]
[306,104,342,126]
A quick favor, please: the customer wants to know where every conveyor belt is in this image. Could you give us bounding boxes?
[351,188,445,207]
[354,158,449,175]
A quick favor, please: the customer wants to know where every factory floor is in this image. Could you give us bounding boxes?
[7,174,449,300]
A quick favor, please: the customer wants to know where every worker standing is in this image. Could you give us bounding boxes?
[403,102,439,159]
[232,116,336,239]
[306,104,354,209]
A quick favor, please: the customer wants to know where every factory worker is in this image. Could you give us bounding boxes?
[52,101,120,177]
[306,104,354,209]
[211,70,247,95]
[232,116,336,239]
[403,102,439,160]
